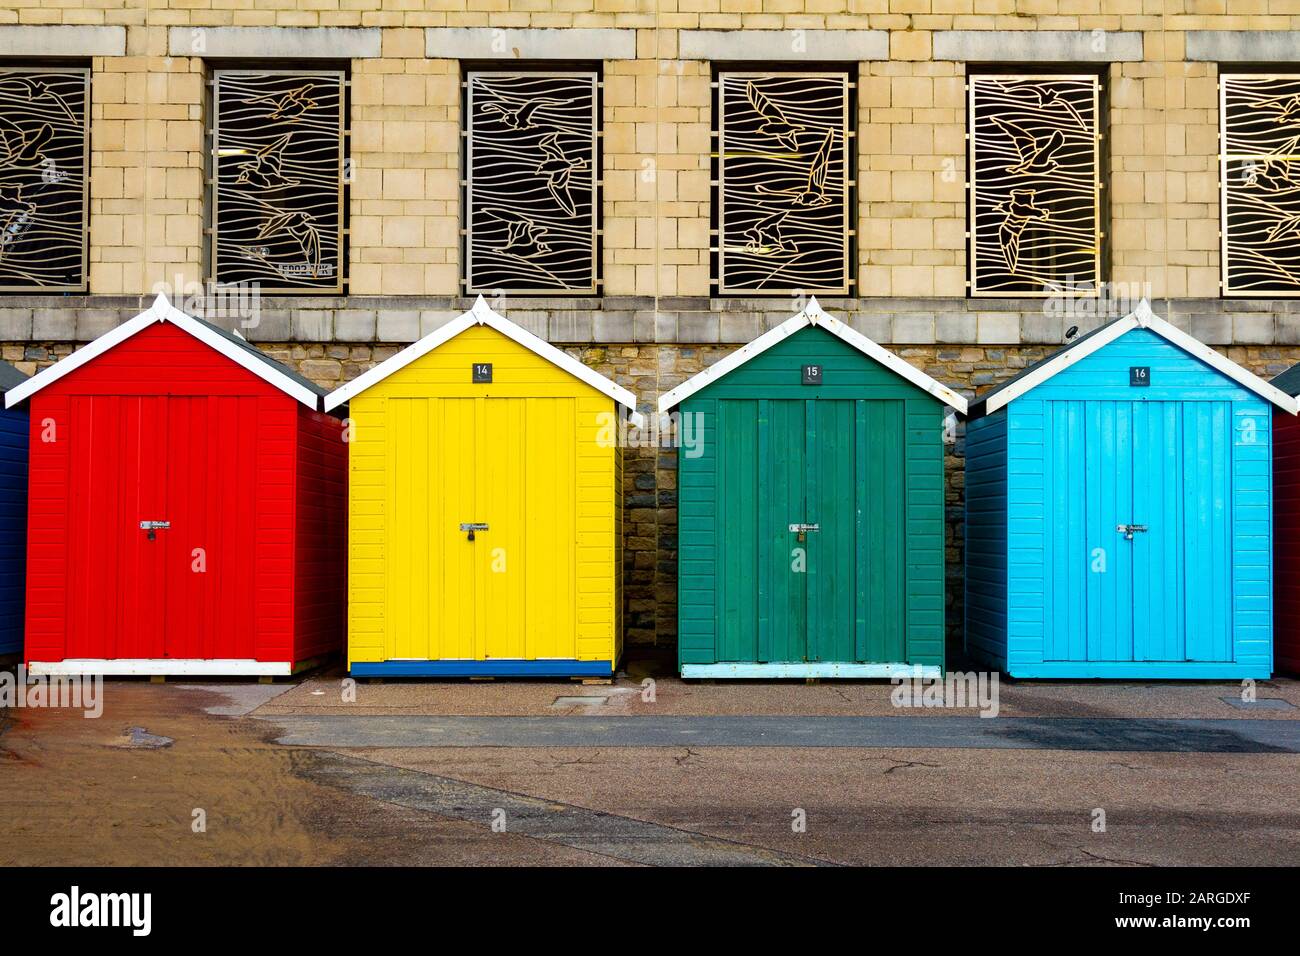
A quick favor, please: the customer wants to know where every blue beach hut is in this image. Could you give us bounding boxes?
[964,301,1297,678]
[0,360,28,656]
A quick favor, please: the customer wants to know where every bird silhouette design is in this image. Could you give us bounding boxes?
[743,208,794,255]
[991,116,1066,175]
[234,133,300,190]
[746,81,803,151]
[1032,86,1088,132]
[993,189,1049,274]
[0,117,53,169]
[253,209,322,278]
[1249,92,1300,127]
[4,77,78,124]
[534,133,587,216]
[479,88,572,131]
[0,183,35,258]
[1268,214,1300,243]
[486,209,552,258]
[1243,157,1300,194]
[248,84,317,122]
[756,130,834,207]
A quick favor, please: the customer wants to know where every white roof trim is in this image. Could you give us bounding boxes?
[5,293,319,410]
[656,297,969,415]
[324,295,643,425]
[978,299,1300,416]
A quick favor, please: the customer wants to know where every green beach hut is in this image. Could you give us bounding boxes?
[660,299,968,678]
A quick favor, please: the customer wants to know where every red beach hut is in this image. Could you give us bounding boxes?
[4,293,346,677]
[1271,363,1300,675]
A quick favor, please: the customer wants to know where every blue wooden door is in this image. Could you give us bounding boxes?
[1046,400,1233,663]
[1166,403,1233,662]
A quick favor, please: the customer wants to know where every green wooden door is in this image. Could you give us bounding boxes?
[717,397,906,664]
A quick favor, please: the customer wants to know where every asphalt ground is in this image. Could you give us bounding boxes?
[0,666,1296,866]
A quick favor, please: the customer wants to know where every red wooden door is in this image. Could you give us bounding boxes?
[66,395,262,661]
[160,396,260,660]
[68,395,169,659]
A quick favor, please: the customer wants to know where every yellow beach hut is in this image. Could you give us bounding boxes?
[325,296,640,678]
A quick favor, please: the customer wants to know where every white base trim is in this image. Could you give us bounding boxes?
[681,662,941,679]
[27,659,293,677]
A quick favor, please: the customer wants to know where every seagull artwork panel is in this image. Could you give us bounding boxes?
[1221,74,1300,296]
[465,72,598,294]
[212,70,344,292]
[717,72,851,295]
[0,68,89,291]
[969,75,1100,297]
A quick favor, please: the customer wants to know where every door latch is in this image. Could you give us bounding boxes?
[1116,523,1148,540]
[459,522,489,541]
[788,522,820,543]
[140,520,170,541]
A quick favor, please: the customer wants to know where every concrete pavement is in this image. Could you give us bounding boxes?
[0,669,1295,866]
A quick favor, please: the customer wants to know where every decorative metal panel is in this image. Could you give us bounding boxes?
[1221,74,1300,297]
[465,72,598,295]
[212,70,345,293]
[969,75,1101,297]
[0,67,89,292]
[716,72,852,296]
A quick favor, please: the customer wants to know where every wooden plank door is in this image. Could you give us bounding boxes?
[1171,402,1232,662]
[386,397,478,662]
[67,395,169,660]
[850,399,906,664]
[717,398,808,663]
[481,396,577,662]
[1127,400,1231,662]
[161,396,262,661]
[1047,399,1233,664]
[1131,401,1186,662]
[806,398,907,664]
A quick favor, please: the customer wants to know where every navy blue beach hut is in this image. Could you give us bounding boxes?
[0,361,28,656]
[965,301,1296,679]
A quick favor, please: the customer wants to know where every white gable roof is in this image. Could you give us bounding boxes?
[973,299,1299,416]
[657,297,969,415]
[324,295,643,424]
[4,293,321,410]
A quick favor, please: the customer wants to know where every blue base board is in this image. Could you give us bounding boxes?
[350,659,614,678]
[1007,661,1272,679]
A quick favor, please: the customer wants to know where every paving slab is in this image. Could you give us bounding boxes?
[301,750,824,867]
[348,744,1300,866]
[252,672,1300,721]
[260,714,1300,753]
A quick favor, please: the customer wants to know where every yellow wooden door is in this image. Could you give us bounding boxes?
[386,395,577,662]
[386,396,476,661]
[480,397,577,661]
